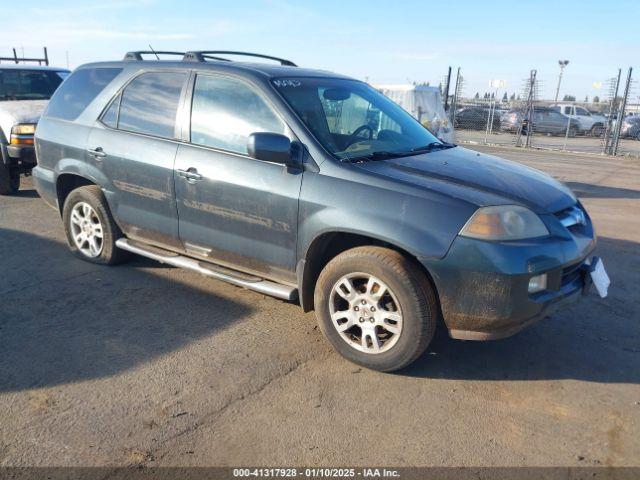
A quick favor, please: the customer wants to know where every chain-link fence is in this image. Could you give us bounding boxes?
[449,67,638,157]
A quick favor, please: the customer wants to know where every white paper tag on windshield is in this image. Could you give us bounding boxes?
[590,258,610,298]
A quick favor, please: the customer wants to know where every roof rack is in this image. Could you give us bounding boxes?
[123,51,185,61]
[183,51,297,67]
[0,47,49,66]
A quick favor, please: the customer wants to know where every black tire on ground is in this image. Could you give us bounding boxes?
[62,185,130,265]
[591,124,604,137]
[314,246,439,372]
[0,162,19,195]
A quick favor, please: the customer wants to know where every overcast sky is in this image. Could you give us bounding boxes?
[2,0,638,101]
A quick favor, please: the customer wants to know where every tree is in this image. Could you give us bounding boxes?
[563,94,576,102]
[510,93,516,101]
[593,95,600,103]
[584,95,589,102]
[502,92,508,101]
[474,92,480,99]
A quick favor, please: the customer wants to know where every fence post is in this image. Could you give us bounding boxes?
[562,114,571,151]
[443,66,452,112]
[611,67,632,156]
[603,69,621,155]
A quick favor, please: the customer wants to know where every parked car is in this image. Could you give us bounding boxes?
[501,107,581,136]
[454,106,501,131]
[34,51,604,372]
[0,64,69,194]
[552,104,606,136]
[620,115,640,140]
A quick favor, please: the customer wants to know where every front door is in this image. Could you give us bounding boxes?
[87,70,188,249]
[174,73,302,283]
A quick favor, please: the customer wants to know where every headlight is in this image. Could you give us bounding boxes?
[11,123,36,135]
[459,205,549,241]
[10,123,36,146]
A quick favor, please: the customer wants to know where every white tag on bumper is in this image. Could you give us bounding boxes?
[590,257,610,298]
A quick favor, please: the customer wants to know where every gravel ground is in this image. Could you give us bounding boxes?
[0,145,638,467]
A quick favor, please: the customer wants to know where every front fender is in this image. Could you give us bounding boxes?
[297,169,476,262]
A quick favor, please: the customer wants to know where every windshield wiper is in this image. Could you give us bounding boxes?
[410,142,456,153]
[343,150,409,163]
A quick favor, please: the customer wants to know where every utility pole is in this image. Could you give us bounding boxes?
[554,60,569,102]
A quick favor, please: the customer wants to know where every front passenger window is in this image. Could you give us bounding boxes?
[190,75,286,155]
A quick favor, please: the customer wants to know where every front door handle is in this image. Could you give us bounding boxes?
[88,147,107,160]
[177,168,203,183]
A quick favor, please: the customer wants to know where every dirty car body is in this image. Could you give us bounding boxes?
[33,51,599,370]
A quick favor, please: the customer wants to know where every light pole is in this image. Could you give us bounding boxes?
[554,60,569,102]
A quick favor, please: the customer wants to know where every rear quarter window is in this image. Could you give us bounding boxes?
[44,67,122,121]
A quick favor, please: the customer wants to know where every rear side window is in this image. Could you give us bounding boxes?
[117,72,186,138]
[45,68,122,121]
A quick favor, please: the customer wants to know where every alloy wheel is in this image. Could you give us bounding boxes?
[329,272,403,354]
[69,202,104,258]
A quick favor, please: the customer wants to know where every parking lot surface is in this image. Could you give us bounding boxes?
[456,130,640,157]
[1,146,639,467]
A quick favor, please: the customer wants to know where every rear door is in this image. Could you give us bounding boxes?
[87,70,189,249]
[173,73,302,283]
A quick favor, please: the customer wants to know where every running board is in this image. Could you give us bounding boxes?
[115,238,297,301]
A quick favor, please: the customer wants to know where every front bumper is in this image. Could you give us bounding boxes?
[5,143,37,167]
[422,212,596,340]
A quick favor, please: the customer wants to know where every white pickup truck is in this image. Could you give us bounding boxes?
[552,104,606,137]
[0,64,69,194]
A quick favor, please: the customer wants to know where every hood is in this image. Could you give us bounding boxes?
[355,146,577,214]
[0,100,48,141]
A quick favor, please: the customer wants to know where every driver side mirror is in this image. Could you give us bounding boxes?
[248,132,299,167]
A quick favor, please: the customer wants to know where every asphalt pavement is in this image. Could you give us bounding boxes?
[0,145,638,467]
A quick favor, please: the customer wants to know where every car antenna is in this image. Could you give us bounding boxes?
[148,44,160,60]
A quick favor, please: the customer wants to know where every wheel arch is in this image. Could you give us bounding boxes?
[297,230,440,314]
[55,173,97,215]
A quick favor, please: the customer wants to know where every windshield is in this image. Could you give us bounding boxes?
[272,77,444,161]
[0,69,67,101]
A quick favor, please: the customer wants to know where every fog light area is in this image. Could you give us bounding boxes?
[528,273,548,293]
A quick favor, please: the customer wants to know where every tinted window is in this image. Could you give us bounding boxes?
[45,68,122,121]
[0,69,66,101]
[190,75,286,154]
[576,107,589,115]
[118,72,186,138]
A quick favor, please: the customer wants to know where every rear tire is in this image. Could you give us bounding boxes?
[568,126,578,138]
[62,185,129,265]
[314,246,438,372]
[0,162,19,195]
[591,124,604,137]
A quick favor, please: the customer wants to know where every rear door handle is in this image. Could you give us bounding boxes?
[177,168,203,183]
[88,147,107,160]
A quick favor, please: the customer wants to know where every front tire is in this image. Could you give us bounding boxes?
[0,162,19,195]
[314,246,438,372]
[62,185,129,265]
